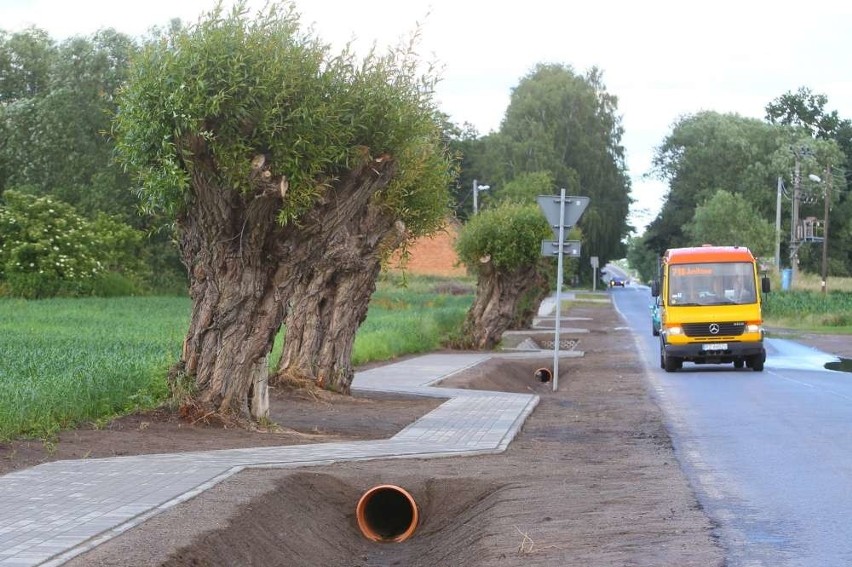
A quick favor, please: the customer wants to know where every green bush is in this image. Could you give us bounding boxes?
[0,191,148,298]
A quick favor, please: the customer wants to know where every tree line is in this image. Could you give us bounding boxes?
[0,0,634,424]
[628,92,851,283]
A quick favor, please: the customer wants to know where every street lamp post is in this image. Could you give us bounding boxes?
[472,179,490,214]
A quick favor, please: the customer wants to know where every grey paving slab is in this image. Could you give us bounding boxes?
[0,352,541,566]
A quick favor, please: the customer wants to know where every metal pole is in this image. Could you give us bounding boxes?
[775,176,782,270]
[472,179,478,215]
[552,188,566,392]
[821,167,831,293]
[791,154,801,284]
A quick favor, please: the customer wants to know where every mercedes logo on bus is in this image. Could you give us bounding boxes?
[709,323,720,335]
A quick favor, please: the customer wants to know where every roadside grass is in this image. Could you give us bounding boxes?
[761,273,852,333]
[783,272,852,293]
[0,297,186,441]
[0,275,475,441]
[763,289,852,334]
[351,273,474,365]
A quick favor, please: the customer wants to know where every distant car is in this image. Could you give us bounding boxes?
[609,276,626,287]
[650,296,661,336]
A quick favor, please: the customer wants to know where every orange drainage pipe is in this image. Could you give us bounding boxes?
[356,484,419,542]
[534,367,552,383]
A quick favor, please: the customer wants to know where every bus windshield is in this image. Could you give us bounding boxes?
[667,262,756,306]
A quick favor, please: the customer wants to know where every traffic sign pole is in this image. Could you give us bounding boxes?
[536,191,589,392]
[553,188,566,392]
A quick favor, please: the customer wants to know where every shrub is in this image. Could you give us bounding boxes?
[0,191,147,297]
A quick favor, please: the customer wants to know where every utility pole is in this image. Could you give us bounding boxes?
[775,176,783,270]
[821,166,832,294]
[790,149,802,284]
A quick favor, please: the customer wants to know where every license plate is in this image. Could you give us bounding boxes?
[702,343,728,351]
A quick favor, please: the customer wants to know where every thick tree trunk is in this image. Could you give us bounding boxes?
[175,141,396,418]
[178,168,288,421]
[461,260,548,350]
[509,264,551,329]
[275,194,405,393]
[276,257,380,393]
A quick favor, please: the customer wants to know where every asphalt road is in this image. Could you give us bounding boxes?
[610,284,852,567]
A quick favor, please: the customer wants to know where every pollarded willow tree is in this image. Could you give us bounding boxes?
[113,1,451,419]
[454,202,553,349]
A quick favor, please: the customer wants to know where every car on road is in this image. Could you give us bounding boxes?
[609,276,627,287]
[650,295,661,336]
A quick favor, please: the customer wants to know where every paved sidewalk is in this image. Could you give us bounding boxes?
[0,353,540,566]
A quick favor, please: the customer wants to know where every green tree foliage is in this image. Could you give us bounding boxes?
[0,191,147,298]
[456,202,551,272]
[486,64,631,274]
[0,28,138,218]
[766,88,852,275]
[685,190,775,257]
[494,171,555,205]
[115,1,450,230]
[0,28,54,102]
[626,234,660,284]
[0,26,185,293]
[112,0,452,412]
[645,111,789,255]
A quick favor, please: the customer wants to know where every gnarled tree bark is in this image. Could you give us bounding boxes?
[275,168,405,393]
[176,141,396,419]
[460,258,549,350]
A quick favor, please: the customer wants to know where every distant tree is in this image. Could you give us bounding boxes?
[454,202,552,348]
[685,190,775,257]
[0,28,55,103]
[765,87,848,140]
[493,64,632,275]
[113,2,451,418]
[645,111,788,255]
[626,234,660,284]
[0,27,185,293]
[0,29,138,217]
[494,170,555,204]
[766,87,852,275]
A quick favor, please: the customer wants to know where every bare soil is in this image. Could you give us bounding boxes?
[6,302,848,566]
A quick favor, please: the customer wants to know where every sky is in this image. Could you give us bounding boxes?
[4,0,852,234]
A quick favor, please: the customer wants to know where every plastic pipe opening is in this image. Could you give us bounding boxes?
[534,367,552,383]
[356,484,419,542]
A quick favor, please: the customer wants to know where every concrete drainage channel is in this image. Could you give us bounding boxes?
[499,330,583,354]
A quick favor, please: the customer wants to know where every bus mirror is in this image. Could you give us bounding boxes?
[651,280,660,297]
[761,276,771,294]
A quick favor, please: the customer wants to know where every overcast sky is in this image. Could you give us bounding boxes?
[4,0,851,233]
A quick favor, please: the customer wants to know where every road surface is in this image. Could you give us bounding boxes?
[610,284,851,567]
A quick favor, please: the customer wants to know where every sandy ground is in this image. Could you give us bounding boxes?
[5,300,848,566]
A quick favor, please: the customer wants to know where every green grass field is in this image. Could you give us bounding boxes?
[0,275,475,441]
